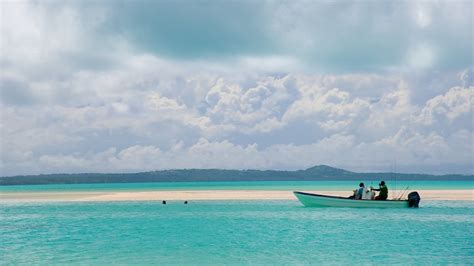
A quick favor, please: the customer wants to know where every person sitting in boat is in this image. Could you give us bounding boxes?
[349,182,365,199]
[371,181,388,200]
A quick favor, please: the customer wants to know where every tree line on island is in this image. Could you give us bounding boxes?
[0,165,472,186]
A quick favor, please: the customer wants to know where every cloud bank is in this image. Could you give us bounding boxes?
[0,0,472,175]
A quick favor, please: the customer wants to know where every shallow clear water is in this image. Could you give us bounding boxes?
[1,180,472,192]
[1,200,473,264]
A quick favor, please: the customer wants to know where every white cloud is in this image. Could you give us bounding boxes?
[202,75,298,134]
[460,69,473,87]
[2,66,473,175]
[418,86,473,125]
[1,1,472,176]
[9,122,471,175]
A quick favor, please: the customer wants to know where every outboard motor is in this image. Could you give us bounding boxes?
[408,191,421,208]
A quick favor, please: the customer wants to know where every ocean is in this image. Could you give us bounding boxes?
[1,200,473,264]
[1,180,472,193]
[1,181,473,264]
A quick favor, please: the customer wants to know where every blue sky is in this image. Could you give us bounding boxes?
[1,0,473,175]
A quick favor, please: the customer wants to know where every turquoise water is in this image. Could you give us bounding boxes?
[1,200,473,264]
[1,180,472,192]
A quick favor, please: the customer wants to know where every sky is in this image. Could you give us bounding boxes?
[0,0,473,176]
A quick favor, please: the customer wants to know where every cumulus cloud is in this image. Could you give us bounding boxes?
[2,67,472,175]
[0,0,473,175]
[418,87,473,126]
[203,75,298,134]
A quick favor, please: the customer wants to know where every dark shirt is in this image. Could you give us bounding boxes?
[379,185,388,199]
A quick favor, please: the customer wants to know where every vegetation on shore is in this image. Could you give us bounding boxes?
[1,165,472,186]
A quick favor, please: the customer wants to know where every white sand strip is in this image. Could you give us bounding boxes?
[1,190,472,202]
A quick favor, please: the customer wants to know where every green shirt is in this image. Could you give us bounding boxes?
[379,185,388,198]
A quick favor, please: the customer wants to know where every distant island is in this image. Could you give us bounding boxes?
[0,165,472,186]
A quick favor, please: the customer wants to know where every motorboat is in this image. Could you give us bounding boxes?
[294,191,420,208]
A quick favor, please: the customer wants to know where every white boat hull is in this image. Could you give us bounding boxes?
[294,191,409,208]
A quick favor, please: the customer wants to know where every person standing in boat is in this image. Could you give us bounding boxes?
[371,181,388,200]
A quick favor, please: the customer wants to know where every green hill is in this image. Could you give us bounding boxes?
[0,165,472,185]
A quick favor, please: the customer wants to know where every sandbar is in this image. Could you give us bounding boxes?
[1,189,472,202]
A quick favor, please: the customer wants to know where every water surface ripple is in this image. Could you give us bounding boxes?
[1,200,473,264]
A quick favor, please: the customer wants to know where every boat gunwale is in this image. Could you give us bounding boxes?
[293,191,408,202]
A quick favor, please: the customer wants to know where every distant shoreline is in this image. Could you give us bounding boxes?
[1,165,473,186]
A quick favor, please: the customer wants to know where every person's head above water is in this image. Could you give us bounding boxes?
[359,182,365,187]
[379,181,385,186]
